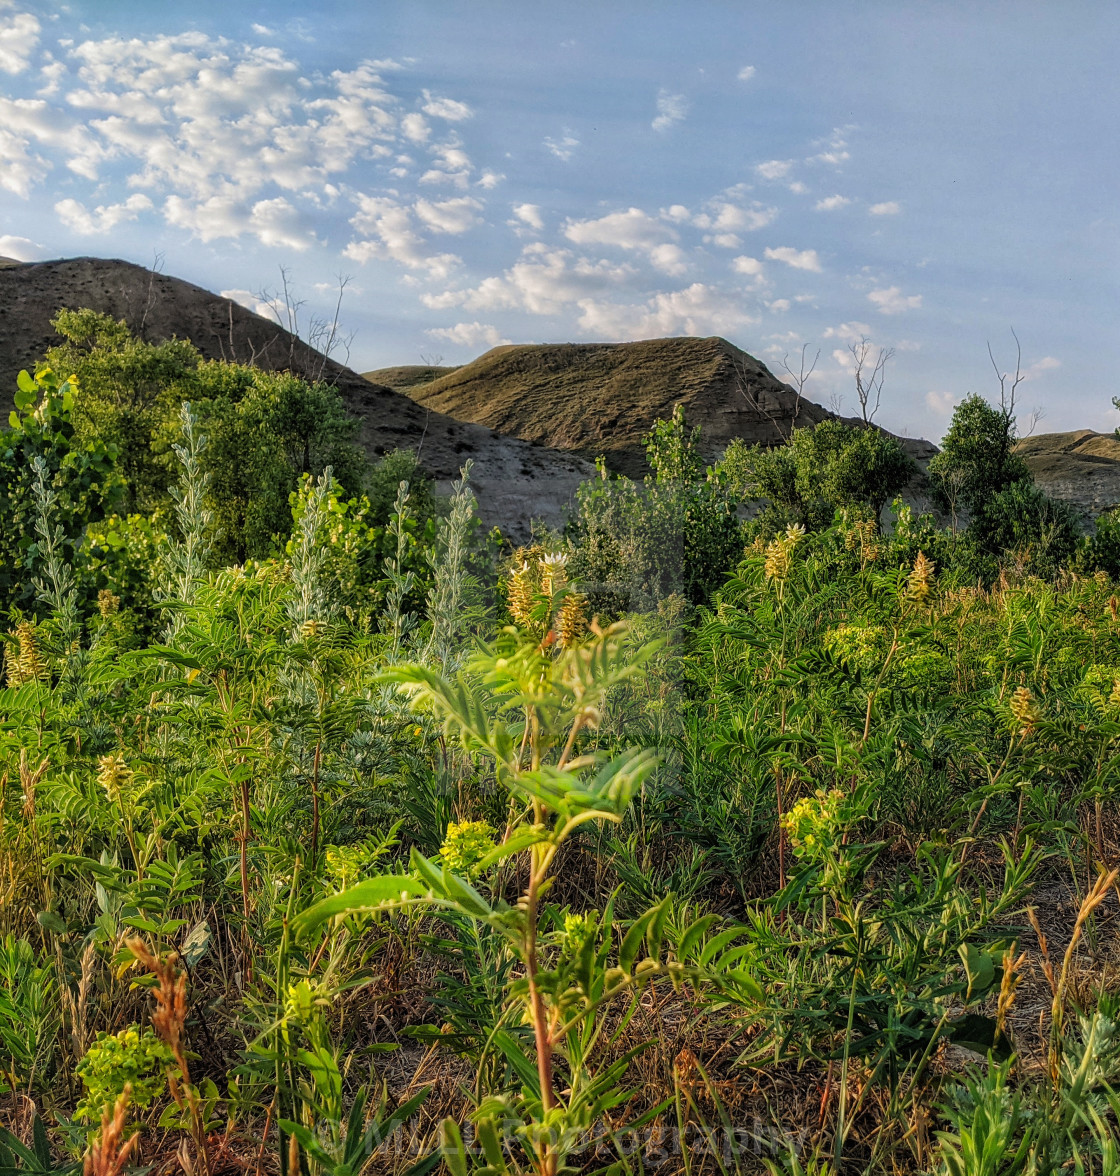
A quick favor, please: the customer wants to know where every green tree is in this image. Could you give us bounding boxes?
[0,368,121,614]
[723,419,915,533]
[928,393,1030,518]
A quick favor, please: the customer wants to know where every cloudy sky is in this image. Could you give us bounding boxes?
[2,1,1118,441]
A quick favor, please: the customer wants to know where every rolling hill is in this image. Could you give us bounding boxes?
[0,256,591,540]
[394,336,840,476]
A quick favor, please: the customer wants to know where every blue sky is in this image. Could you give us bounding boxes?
[1,1,1118,442]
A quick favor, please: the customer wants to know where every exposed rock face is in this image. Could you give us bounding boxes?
[1015,430,1120,517]
[398,336,838,476]
[0,257,591,541]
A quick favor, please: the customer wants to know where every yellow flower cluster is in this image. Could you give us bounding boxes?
[505,546,589,647]
[97,589,120,618]
[97,753,133,803]
[7,621,47,687]
[780,788,848,861]
[763,524,806,583]
[1009,685,1039,737]
[439,820,497,878]
[843,516,880,564]
[907,551,936,603]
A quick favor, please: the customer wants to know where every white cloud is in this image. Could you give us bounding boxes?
[815,194,850,211]
[755,159,793,181]
[512,203,544,230]
[544,130,579,161]
[476,169,503,189]
[576,282,757,339]
[345,193,461,277]
[925,390,959,416]
[737,65,756,82]
[764,246,822,272]
[808,127,852,166]
[652,89,688,132]
[694,199,777,234]
[422,244,632,316]
[648,243,688,275]
[768,299,790,313]
[421,90,473,121]
[164,193,315,249]
[55,192,152,233]
[221,287,279,317]
[414,195,482,234]
[663,203,690,222]
[868,285,922,314]
[869,201,901,216]
[0,9,39,74]
[1023,355,1061,380]
[0,233,40,261]
[822,321,872,342]
[732,255,764,276]
[565,206,674,251]
[426,321,511,349]
[400,112,430,143]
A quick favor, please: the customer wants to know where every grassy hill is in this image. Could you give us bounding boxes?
[362,363,461,391]
[0,257,591,540]
[394,336,836,476]
[1015,429,1120,515]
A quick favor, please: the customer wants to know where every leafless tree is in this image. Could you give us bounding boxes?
[254,267,356,383]
[418,350,445,369]
[987,326,1024,420]
[734,343,819,442]
[849,335,894,425]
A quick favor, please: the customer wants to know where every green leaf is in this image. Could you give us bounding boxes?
[439,1119,469,1176]
[16,370,35,395]
[292,874,423,938]
[180,920,212,968]
[35,911,67,935]
[959,943,996,1002]
[492,1030,541,1096]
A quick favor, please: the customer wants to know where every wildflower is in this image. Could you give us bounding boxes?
[97,754,133,803]
[8,621,47,686]
[1009,685,1038,737]
[299,618,322,640]
[97,589,120,618]
[763,524,805,583]
[555,591,588,648]
[907,550,935,603]
[439,820,497,878]
[75,1025,172,1125]
[507,559,535,624]
[539,551,569,596]
[558,910,597,958]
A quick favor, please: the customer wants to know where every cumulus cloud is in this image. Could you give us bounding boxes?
[55,193,152,234]
[732,255,763,276]
[421,90,473,121]
[426,321,511,349]
[565,207,674,251]
[737,64,756,82]
[868,285,922,314]
[345,193,461,277]
[808,127,852,166]
[869,201,900,215]
[694,198,777,240]
[822,321,872,342]
[511,203,544,230]
[0,233,40,260]
[652,89,688,132]
[764,246,822,272]
[755,159,793,181]
[414,195,483,234]
[400,112,430,143]
[1023,356,1061,380]
[544,130,579,161]
[0,8,39,74]
[422,244,633,317]
[815,194,850,211]
[575,282,758,339]
[221,287,279,317]
[925,390,959,416]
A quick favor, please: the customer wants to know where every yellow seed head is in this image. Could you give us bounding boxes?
[556,591,588,648]
[8,622,47,687]
[97,753,133,803]
[1009,686,1038,736]
[97,589,121,619]
[507,560,535,624]
[908,551,935,602]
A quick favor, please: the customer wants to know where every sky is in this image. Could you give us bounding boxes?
[1,1,1118,443]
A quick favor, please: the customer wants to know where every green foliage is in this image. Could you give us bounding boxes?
[567,406,742,610]
[0,368,121,615]
[74,1026,172,1125]
[928,393,1031,517]
[722,418,915,533]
